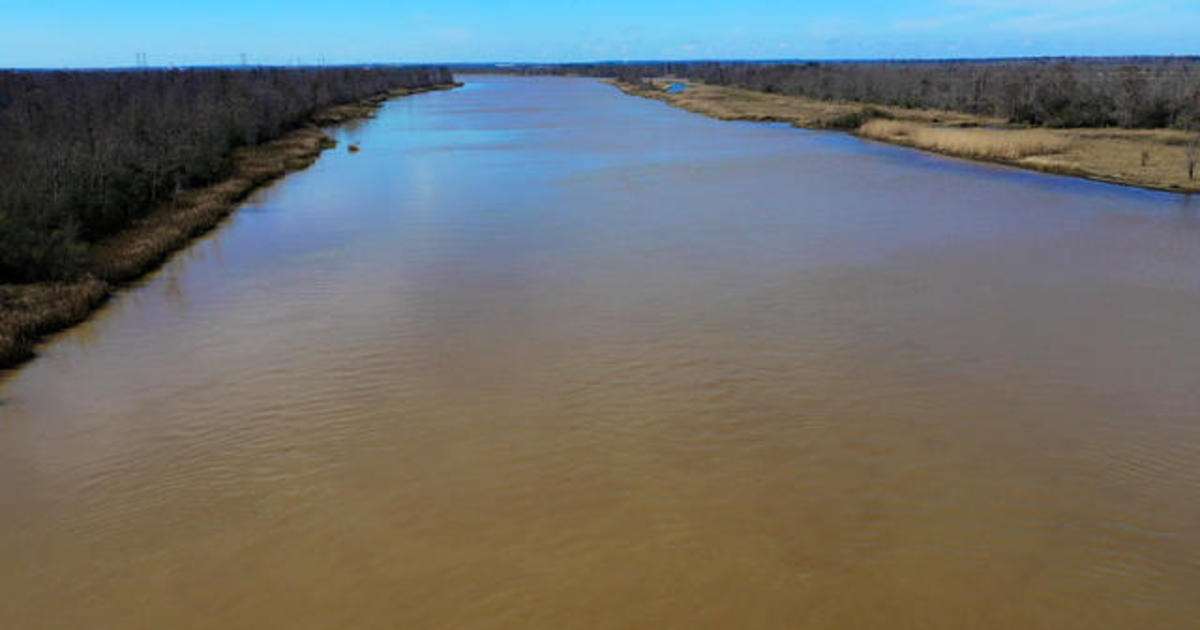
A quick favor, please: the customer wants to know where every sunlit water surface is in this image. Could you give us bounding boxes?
[2,76,1199,629]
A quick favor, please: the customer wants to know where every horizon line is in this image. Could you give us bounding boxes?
[5,53,1200,72]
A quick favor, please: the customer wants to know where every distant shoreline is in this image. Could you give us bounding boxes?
[610,79,1200,196]
[0,82,460,372]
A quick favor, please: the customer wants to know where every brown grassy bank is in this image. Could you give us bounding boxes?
[613,79,1200,195]
[0,83,458,372]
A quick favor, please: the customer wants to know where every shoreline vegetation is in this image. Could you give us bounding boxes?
[612,78,1200,195]
[1,72,458,371]
[460,58,1200,193]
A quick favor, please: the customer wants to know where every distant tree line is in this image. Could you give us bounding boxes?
[0,65,453,282]
[482,58,1200,129]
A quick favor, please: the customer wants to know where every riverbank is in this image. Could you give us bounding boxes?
[0,83,458,371]
[612,79,1200,195]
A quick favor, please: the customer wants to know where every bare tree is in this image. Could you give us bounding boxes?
[522,57,1200,130]
[1190,89,1200,181]
[0,66,455,282]
[1188,130,1198,181]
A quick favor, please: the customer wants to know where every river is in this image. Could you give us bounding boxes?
[2,75,1199,628]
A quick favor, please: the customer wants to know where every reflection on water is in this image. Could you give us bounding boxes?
[2,76,1199,629]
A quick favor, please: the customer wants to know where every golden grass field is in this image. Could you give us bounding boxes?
[616,79,1200,194]
[858,119,1070,160]
[0,84,457,370]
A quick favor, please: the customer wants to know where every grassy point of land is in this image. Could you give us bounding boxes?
[0,83,459,372]
[614,78,1200,195]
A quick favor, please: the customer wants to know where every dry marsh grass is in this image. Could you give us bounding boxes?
[1,123,333,370]
[859,119,1072,160]
[0,279,108,367]
[91,126,336,283]
[614,79,1200,194]
[0,84,455,371]
[616,79,992,129]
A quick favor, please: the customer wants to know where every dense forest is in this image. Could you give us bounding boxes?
[0,66,453,283]
[469,58,1200,129]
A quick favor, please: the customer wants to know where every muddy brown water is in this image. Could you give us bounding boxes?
[2,76,1199,629]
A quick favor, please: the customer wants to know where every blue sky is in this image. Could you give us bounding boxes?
[1,0,1198,68]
